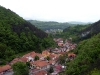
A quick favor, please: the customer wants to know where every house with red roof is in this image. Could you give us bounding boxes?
[49,53,59,61]
[0,65,11,75]
[10,58,21,65]
[68,53,76,59]
[36,53,45,60]
[32,70,47,75]
[42,50,50,57]
[23,51,36,62]
[10,57,28,65]
[30,60,50,70]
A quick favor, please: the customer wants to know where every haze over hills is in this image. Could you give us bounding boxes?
[68,21,92,25]
[28,20,77,31]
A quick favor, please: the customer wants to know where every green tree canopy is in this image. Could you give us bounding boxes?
[46,56,50,61]
[12,62,29,75]
[34,55,39,61]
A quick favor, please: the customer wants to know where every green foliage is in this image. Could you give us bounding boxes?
[49,66,54,73]
[65,33,100,75]
[26,62,30,67]
[87,68,100,75]
[46,56,50,60]
[62,25,89,42]
[12,62,29,75]
[58,54,67,65]
[34,55,39,61]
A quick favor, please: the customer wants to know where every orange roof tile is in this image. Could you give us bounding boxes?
[31,60,49,67]
[10,58,22,65]
[0,65,11,73]
[23,51,36,58]
[68,53,76,57]
[33,70,47,75]
[20,57,28,62]
[42,50,50,56]
[36,53,43,58]
[48,60,55,64]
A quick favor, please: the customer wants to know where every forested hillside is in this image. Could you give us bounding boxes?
[61,20,100,42]
[58,21,100,75]
[53,25,89,42]
[64,33,100,75]
[63,25,89,42]
[28,20,75,31]
[80,20,100,39]
[0,6,55,64]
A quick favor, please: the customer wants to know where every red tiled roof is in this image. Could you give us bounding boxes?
[10,58,22,65]
[36,53,43,58]
[68,53,76,57]
[23,53,30,57]
[20,57,28,62]
[31,60,49,67]
[31,69,40,72]
[49,54,55,59]
[59,52,66,55]
[48,60,55,64]
[23,51,36,58]
[33,70,47,75]
[55,65,62,70]
[0,65,11,73]
[42,50,50,56]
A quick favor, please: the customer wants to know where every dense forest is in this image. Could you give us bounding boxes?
[79,20,100,39]
[0,6,55,64]
[64,32,100,75]
[28,20,76,31]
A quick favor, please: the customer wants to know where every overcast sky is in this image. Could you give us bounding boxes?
[0,0,100,22]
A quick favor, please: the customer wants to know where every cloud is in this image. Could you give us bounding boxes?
[0,0,100,22]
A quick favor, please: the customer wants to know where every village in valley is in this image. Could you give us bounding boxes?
[0,38,77,75]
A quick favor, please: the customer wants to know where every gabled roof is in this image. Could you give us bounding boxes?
[36,53,43,58]
[33,70,47,75]
[48,60,55,64]
[42,50,50,57]
[49,53,59,59]
[55,65,62,70]
[31,60,49,67]
[20,57,28,62]
[68,53,76,57]
[23,53,30,57]
[23,51,36,58]
[0,65,11,73]
[10,58,22,65]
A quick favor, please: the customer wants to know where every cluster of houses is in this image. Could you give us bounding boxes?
[53,38,77,53]
[0,38,77,75]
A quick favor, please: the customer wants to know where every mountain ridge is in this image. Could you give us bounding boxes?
[27,20,76,31]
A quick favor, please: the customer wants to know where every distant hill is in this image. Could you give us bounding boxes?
[68,21,92,25]
[0,6,55,63]
[28,20,76,31]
